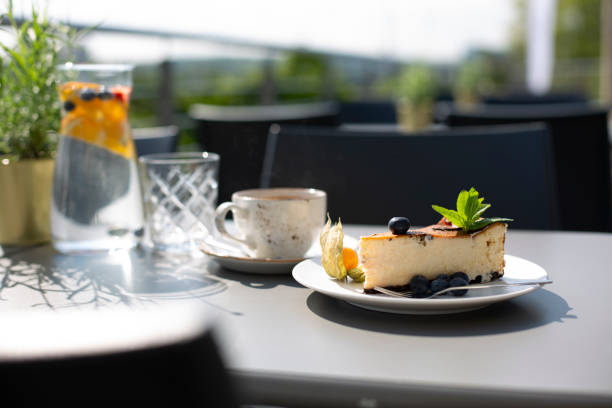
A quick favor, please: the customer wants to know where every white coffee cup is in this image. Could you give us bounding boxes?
[213,188,327,259]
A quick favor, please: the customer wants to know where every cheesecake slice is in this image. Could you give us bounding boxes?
[359,219,507,291]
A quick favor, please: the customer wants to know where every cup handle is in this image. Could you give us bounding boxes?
[214,202,249,246]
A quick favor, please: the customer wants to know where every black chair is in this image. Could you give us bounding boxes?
[0,308,236,407]
[261,123,560,229]
[443,104,611,232]
[133,125,179,156]
[338,101,397,124]
[189,102,339,203]
[482,92,587,105]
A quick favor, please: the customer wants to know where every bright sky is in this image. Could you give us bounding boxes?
[8,0,517,63]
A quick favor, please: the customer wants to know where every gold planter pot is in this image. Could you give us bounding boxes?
[396,101,433,132]
[0,158,54,245]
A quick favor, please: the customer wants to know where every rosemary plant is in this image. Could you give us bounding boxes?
[0,1,76,160]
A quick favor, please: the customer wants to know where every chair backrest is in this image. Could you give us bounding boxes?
[482,92,587,105]
[189,102,339,203]
[338,101,397,124]
[133,125,179,156]
[444,104,611,232]
[0,307,236,407]
[261,123,560,229]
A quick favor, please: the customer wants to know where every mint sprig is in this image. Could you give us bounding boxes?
[432,187,513,231]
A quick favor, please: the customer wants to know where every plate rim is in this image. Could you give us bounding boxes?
[199,234,359,265]
[292,254,548,311]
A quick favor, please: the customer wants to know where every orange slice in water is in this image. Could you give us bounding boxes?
[59,81,134,158]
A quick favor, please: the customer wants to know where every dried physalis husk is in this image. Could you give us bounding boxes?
[319,216,347,280]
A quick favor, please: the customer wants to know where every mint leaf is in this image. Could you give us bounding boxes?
[464,188,482,222]
[432,187,513,231]
[456,189,469,216]
[469,217,514,231]
[431,205,466,228]
[472,204,491,221]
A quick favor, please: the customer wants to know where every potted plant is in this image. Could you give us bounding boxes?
[0,2,75,245]
[453,55,508,108]
[395,64,438,131]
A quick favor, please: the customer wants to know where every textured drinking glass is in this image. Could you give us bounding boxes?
[52,64,144,253]
[139,152,220,253]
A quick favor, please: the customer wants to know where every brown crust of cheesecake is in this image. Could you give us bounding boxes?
[361,218,505,241]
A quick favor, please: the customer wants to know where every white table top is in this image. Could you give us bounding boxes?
[1,225,611,407]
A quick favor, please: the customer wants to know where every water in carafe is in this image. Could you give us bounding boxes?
[51,64,143,253]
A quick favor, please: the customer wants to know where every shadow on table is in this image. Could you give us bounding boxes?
[207,261,301,290]
[306,289,574,336]
[0,246,228,309]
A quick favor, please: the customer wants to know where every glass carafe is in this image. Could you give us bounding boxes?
[51,64,143,253]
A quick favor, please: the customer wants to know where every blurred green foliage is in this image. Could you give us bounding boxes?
[274,50,356,101]
[127,51,359,149]
[509,0,527,64]
[132,50,355,126]
[510,0,602,99]
[394,64,438,105]
[556,0,600,59]
[275,50,328,101]
[554,0,601,97]
[0,1,76,159]
[128,0,606,134]
[454,53,510,103]
[174,68,262,112]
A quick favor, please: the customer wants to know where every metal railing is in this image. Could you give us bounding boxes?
[2,16,603,128]
[1,17,402,125]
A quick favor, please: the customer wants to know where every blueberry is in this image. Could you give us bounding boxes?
[430,278,450,294]
[97,89,113,100]
[80,89,96,101]
[410,275,428,290]
[388,217,411,234]
[410,275,429,298]
[449,277,469,296]
[63,100,76,112]
[435,274,450,282]
[450,272,469,283]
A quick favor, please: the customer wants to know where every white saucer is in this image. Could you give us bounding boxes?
[201,235,358,274]
[292,254,549,314]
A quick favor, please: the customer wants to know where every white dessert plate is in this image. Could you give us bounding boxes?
[201,235,359,274]
[292,254,549,314]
